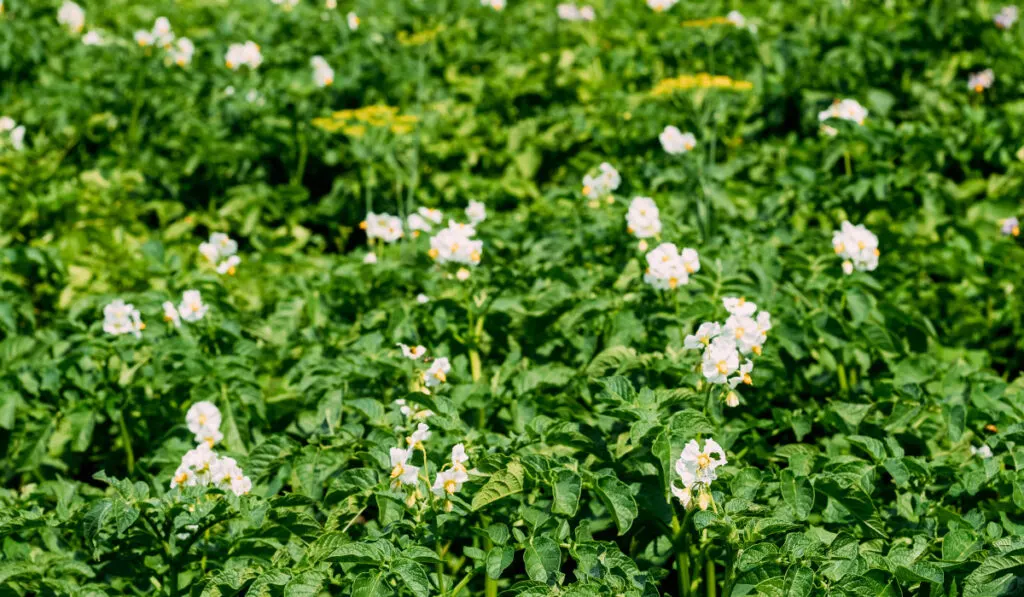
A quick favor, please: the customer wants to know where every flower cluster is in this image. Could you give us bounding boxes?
[103,299,145,338]
[134,17,173,48]
[832,220,879,274]
[429,221,483,268]
[626,197,662,247]
[408,206,444,237]
[199,233,242,275]
[995,6,1018,29]
[671,439,726,511]
[650,73,754,96]
[685,297,771,397]
[225,41,263,70]
[582,162,621,204]
[388,423,473,512]
[643,243,699,290]
[0,116,25,151]
[818,99,868,136]
[57,1,85,34]
[968,68,995,93]
[557,3,595,21]
[362,212,405,244]
[163,290,209,328]
[646,0,679,11]
[172,402,251,496]
[1001,217,1020,237]
[311,55,334,87]
[660,125,696,154]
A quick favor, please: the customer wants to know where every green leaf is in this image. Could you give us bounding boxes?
[783,566,813,597]
[393,557,431,597]
[781,470,813,520]
[472,461,525,511]
[524,537,561,583]
[594,476,637,534]
[551,469,582,517]
[284,570,325,597]
[351,571,391,597]
[963,554,1024,596]
[486,545,515,579]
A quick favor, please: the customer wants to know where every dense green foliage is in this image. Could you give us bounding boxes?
[3,0,1024,596]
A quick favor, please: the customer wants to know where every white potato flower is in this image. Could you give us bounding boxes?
[418,207,443,224]
[362,212,405,243]
[482,0,506,10]
[995,5,1018,28]
[168,38,195,67]
[216,255,241,276]
[701,336,740,384]
[57,1,85,34]
[728,359,754,388]
[726,10,746,27]
[423,357,451,387]
[582,162,621,202]
[134,30,154,47]
[82,30,104,46]
[171,443,217,488]
[398,343,427,360]
[722,297,757,317]
[389,447,420,487]
[311,55,335,87]
[832,220,879,273]
[626,196,662,239]
[186,401,222,444]
[429,227,483,266]
[466,200,487,224]
[407,213,432,236]
[162,301,181,328]
[451,444,470,472]
[646,0,678,12]
[724,314,761,355]
[643,243,699,290]
[968,68,995,93]
[178,290,208,323]
[558,3,595,21]
[1001,217,1020,237]
[363,252,378,264]
[659,126,696,154]
[408,423,432,447]
[971,445,994,459]
[103,299,144,338]
[725,392,739,408]
[0,117,14,132]
[818,99,868,136]
[684,322,721,350]
[211,456,252,496]
[225,41,263,70]
[456,267,471,281]
[416,293,430,304]
[0,118,25,151]
[347,11,360,30]
[395,398,433,420]
[675,436,724,497]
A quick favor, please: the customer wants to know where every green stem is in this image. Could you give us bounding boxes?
[843,150,852,177]
[449,569,475,597]
[706,554,717,597]
[672,513,691,597]
[119,410,135,475]
[437,540,447,596]
[836,362,848,394]
[292,120,308,186]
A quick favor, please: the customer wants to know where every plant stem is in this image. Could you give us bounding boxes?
[706,554,717,597]
[450,569,475,597]
[843,150,852,177]
[672,513,691,597]
[118,410,135,475]
[836,362,848,394]
[437,540,447,596]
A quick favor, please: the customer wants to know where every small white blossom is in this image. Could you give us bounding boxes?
[995,5,1018,28]
[216,255,241,276]
[185,401,222,445]
[626,197,662,239]
[347,11,360,30]
[684,322,722,350]
[225,41,263,70]
[134,30,154,46]
[659,126,696,154]
[210,456,252,496]
[162,301,181,328]
[423,357,451,387]
[326,0,337,8]
[103,299,144,338]
[418,207,443,224]
[408,423,432,447]
[971,445,994,459]
[466,200,487,224]
[407,213,432,237]
[968,69,995,93]
[582,162,621,202]
[398,343,427,360]
[311,55,334,87]
[1001,217,1020,237]
[168,38,195,67]
[728,360,754,388]
[363,252,378,264]
[362,212,404,243]
[82,30,104,46]
[456,267,471,281]
[389,447,420,487]
[429,226,483,266]
[818,99,868,136]
[558,3,595,21]
[57,1,85,34]
[701,336,740,384]
[646,0,678,11]
[643,243,699,290]
[725,392,739,408]
[722,297,757,317]
[832,220,879,273]
[672,439,726,510]
[178,290,208,323]
[416,293,430,304]
[482,0,506,10]
[726,10,745,27]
